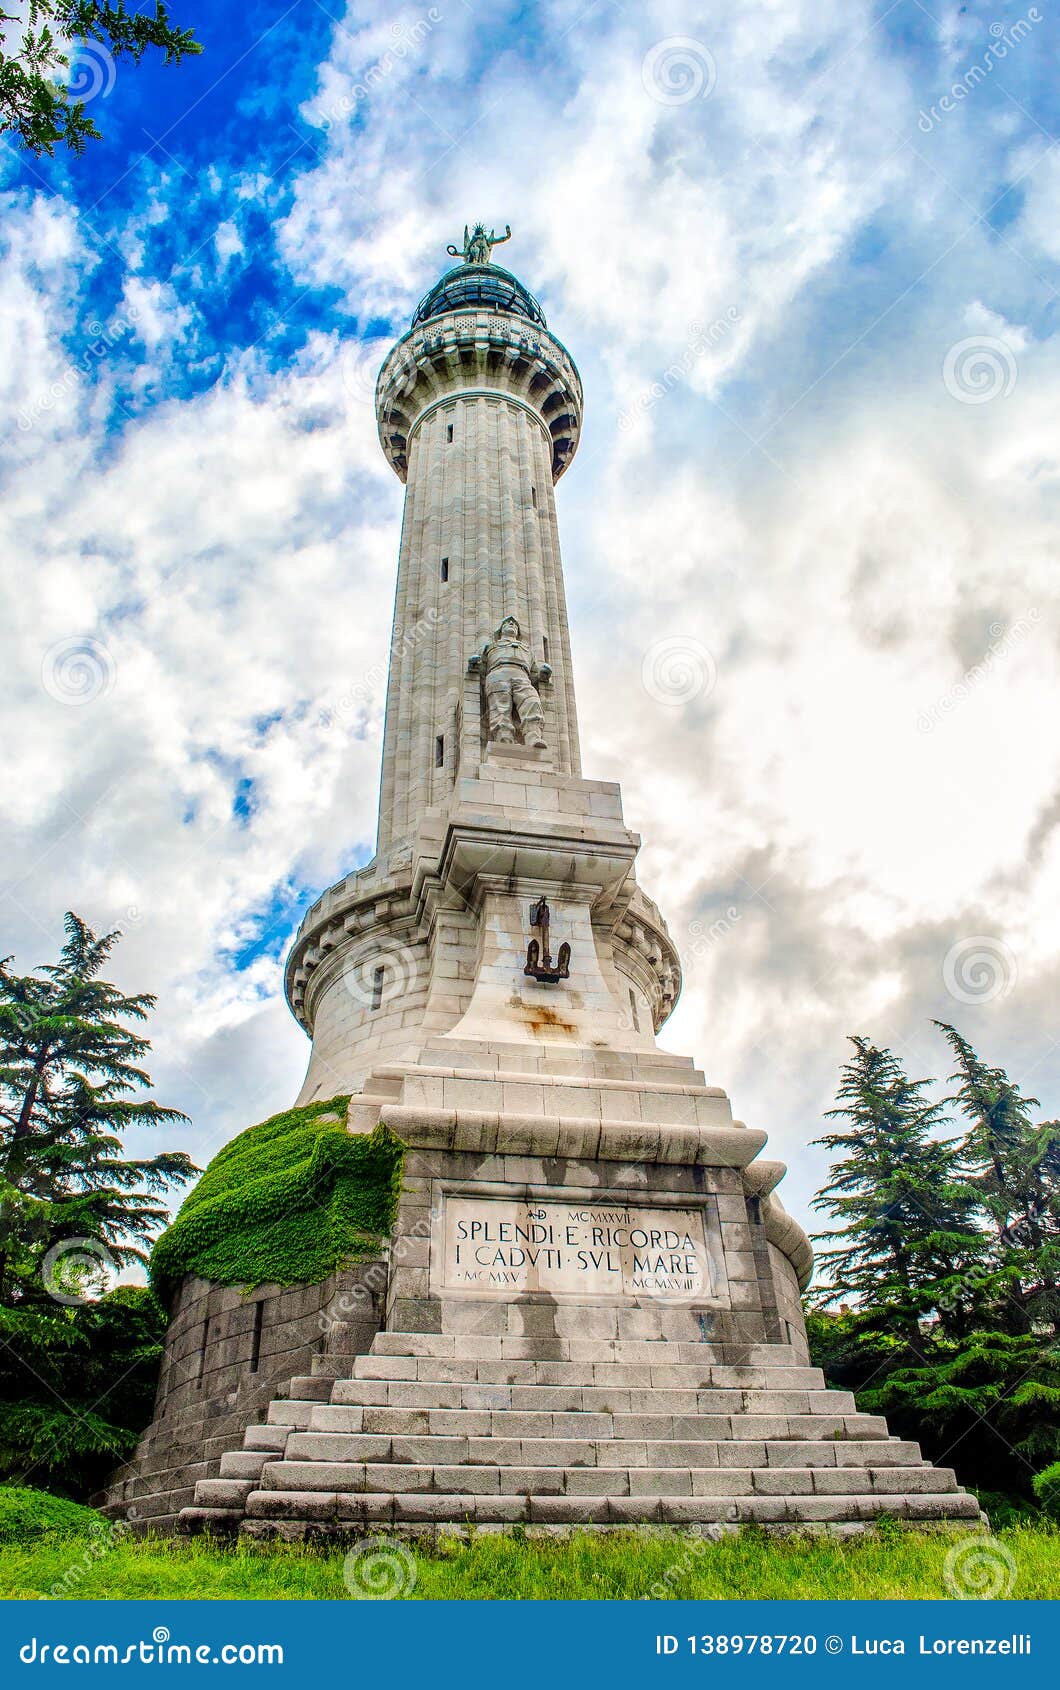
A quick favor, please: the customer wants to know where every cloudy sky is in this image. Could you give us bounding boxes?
[1,0,1057,1239]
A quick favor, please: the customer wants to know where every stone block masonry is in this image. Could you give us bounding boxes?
[99,1263,386,1534]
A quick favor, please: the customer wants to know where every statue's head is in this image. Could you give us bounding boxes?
[497,616,521,640]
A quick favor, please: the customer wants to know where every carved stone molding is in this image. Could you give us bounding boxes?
[375,310,583,482]
[612,885,683,1032]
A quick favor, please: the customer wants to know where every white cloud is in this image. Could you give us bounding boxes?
[121,275,195,350]
[213,219,245,269]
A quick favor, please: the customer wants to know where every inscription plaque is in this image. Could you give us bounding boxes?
[440,1195,717,1303]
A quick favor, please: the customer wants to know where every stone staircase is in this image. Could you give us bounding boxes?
[178,1329,981,1537]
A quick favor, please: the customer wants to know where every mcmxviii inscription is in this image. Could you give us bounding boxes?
[440,1196,717,1302]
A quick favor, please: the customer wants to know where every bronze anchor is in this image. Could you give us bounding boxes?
[523,896,571,984]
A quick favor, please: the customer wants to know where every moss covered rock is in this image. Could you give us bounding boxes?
[150,1098,403,1302]
[0,1486,106,1544]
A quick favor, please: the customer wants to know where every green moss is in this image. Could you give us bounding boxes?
[150,1098,403,1302]
[0,1487,106,1545]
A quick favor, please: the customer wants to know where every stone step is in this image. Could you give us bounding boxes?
[304,1417,892,1454]
[268,1430,923,1477]
[279,1376,333,1402]
[353,1356,826,1388]
[219,1459,960,1501]
[310,1353,365,1379]
[310,1396,858,1436]
[179,1507,242,1535]
[371,1333,813,1367]
[219,1450,272,1480]
[329,1379,845,1414]
[243,1425,290,1452]
[242,1488,983,1527]
[193,1478,258,1508]
[266,1400,325,1429]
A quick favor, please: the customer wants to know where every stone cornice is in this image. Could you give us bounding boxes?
[368,1104,767,1168]
[613,885,683,1032]
[375,308,583,482]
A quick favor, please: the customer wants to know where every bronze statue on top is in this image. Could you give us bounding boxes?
[448,222,512,266]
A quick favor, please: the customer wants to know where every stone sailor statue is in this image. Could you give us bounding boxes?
[447,222,512,266]
[472,615,551,748]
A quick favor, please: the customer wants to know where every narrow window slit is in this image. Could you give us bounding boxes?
[371,965,385,1012]
[249,1300,263,1374]
[440,556,449,582]
[435,734,445,768]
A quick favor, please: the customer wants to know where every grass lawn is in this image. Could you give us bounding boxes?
[1,1525,1058,1601]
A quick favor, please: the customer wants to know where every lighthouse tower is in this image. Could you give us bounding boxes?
[180,231,980,1535]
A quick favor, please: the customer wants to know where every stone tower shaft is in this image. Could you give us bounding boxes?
[373,264,585,852]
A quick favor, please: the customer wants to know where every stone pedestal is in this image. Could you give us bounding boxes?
[173,738,980,1538]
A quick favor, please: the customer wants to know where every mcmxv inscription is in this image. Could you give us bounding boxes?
[441,1196,714,1302]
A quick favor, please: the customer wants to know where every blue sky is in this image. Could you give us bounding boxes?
[2,0,1058,1233]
